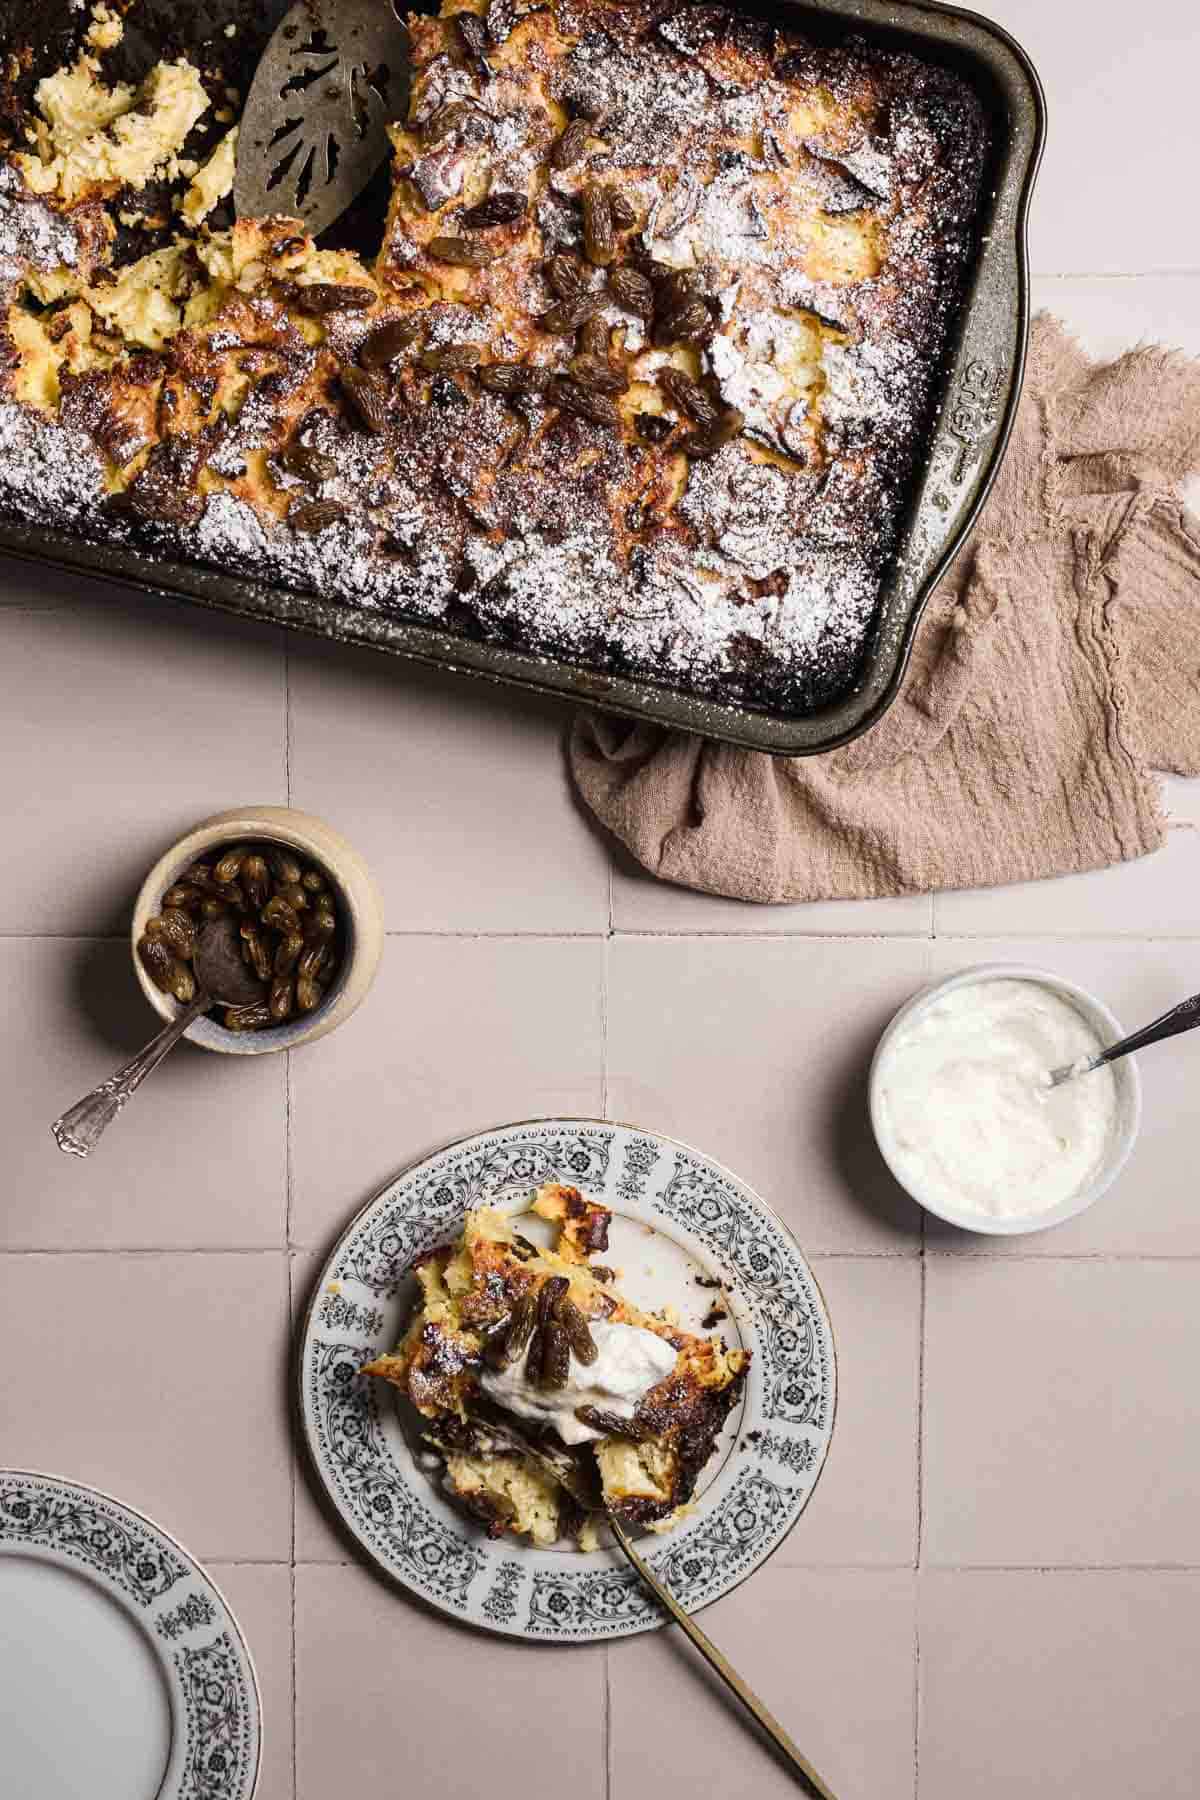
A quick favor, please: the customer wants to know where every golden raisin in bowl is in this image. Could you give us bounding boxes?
[137,840,344,1031]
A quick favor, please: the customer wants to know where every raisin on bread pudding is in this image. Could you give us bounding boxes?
[363,1185,750,1548]
[0,0,986,714]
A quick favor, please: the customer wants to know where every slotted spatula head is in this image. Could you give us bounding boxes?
[234,0,411,238]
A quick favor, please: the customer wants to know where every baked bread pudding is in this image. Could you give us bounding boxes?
[0,0,986,712]
[364,1184,750,1547]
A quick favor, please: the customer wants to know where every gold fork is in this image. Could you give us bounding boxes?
[469,1399,839,1799]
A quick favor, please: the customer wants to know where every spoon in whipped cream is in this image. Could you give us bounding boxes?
[1047,988,1200,1087]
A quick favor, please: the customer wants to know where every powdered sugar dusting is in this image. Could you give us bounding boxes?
[0,3,989,715]
[0,163,85,281]
[0,403,107,520]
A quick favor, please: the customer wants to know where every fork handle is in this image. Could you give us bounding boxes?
[608,1514,839,1799]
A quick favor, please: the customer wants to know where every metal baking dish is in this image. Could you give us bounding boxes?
[0,0,1044,755]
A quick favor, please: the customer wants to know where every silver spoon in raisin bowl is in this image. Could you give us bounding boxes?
[51,915,265,1158]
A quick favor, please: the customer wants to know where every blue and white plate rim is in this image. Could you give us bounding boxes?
[298,1116,838,1644]
[0,1467,262,1800]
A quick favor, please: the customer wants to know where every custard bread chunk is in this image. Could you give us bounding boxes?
[364,1188,749,1547]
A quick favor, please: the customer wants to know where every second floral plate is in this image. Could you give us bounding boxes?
[298,1118,836,1643]
[0,1470,261,1799]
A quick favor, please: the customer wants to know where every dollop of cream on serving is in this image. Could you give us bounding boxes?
[481,1319,677,1446]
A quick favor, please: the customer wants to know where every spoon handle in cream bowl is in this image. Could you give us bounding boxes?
[1050,988,1200,1086]
[608,1514,839,1799]
[50,994,209,1158]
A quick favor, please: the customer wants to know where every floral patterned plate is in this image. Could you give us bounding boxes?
[299,1119,836,1643]
[0,1471,261,1800]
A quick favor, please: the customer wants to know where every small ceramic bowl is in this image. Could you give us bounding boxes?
[868,963,1142,1235]
[132,806,384,1055]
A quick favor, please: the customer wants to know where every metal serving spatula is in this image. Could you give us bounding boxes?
[234,0,413,238]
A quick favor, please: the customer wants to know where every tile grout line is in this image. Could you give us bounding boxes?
[9,926,1200,943]
[202,1558,297,1567]
[289,1559,299,1800]
[286,1250,299,1800]
[21,1252,1200,1267]
[281,601,298,1800]
[913,1221,927,1800]
[383,929,610,940]
[281,615,298,1800]
[1033,267,1200,281]
[0,933,129,941]
[916,1232,927,1568]
[913,1594,923,1800]
[920,1563,1200,1574]
[602,1646,613,1800]
[283,642,293,806]
[240,1554,1200,1572]
[0,1247,302,1258]
[16,1248,1200,1261]
[601,929,610,1122]
[285,1048,295,1251]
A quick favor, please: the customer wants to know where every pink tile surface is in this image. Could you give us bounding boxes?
[287,638,609,933]
[5,20,1200,1792]
[213,1564,294,1800]
[0,1253,291,1561]
[985,0,1200,276]
[607,936,931,1253]
[781,1258,920,1565]
[1031,274,1200,359]
[612,853,933,935]
[924,1259,1200,1567]
[0,602,285,934]
[609,1569,916,1800]
[933,821,1200,940]
[922,941,1200,1255]
[920,1571,1200,1800]
[0,939,286,1250]
[288,935,604,1251]
[294,1562,605,1800]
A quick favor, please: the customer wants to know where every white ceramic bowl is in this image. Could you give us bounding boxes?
[132,806,384,1055]
[868,963,1142,1235]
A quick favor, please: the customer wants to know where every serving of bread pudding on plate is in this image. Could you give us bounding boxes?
[364,1183,750,1548]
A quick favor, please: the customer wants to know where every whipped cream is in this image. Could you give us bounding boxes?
[480,1319,677,1446]
[875,978,1119,1220]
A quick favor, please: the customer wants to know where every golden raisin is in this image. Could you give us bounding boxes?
[581,186,615,266]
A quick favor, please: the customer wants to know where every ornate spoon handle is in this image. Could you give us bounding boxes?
[1093,990,1200,1066]
[51,994,208,1158]
[1051,990,1200,1085]
[608,1513,839,1799]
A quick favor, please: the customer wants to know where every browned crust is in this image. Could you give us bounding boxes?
[0,0,988,715]
[616,1353,749,1524]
